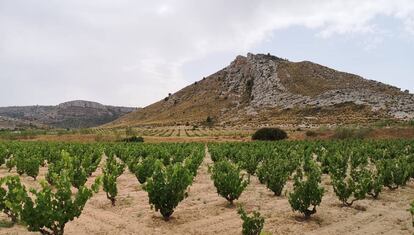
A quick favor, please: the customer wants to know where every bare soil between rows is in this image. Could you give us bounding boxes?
[1,148,414,235]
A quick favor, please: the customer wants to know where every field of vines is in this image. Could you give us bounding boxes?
[91,127,253,138]
[1,140,414,234]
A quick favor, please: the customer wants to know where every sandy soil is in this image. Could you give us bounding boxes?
[1,148,414,235]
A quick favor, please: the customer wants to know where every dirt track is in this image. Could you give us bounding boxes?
[1,149,414,235]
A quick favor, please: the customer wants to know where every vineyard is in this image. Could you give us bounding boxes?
[4,127,256,142]
[1,140,414,234]
[92,127,255,140]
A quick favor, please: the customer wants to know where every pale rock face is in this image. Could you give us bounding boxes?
[0,100,136,128]
[58,100,107,110]
[218,53,414,120]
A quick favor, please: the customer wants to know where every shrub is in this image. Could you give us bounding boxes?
[103,155,125,206]
[288,156,324,219]
[144,161,193,220]
[70,157,88,189]
[252,128,287,141]
[134,156,157,184]
[257,158,291,196]
[238,206,265,235]
[94,133,104,142]
[332,127,372,140]
[206,116,214,126]
[21,172,101,235]
[83,149,103,177]
[373,119,395,128]
[183,153,204,177]
[332,127,355,139]
[47,151,89,189]
[329,152,372,206]
[239,150,262,176]
[0,176,28,223]
[305,130,318,137]
[15,152,41,180]
[354,128,373,139]
[367,161,384,199]
[210,160,248,205]
[125,126,138,136]
[6,156,16,172]
[378,156,411,190]
[121,136,144,143]
[0,145,9,167]
[314,146,330,174]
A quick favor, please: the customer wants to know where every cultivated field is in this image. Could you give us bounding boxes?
[1,141,414,235]
[2,124,414,143]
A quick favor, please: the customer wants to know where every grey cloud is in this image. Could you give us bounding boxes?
[0,0,413,106]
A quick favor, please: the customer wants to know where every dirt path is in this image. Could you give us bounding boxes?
[1,147,414,234]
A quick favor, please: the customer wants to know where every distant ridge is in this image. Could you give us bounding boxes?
[0,100,136,129]
[107,53,414,127]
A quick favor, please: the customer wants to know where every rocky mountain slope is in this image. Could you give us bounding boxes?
[0,116,46,130]
[108,53,414,127]
[0,100,136,129]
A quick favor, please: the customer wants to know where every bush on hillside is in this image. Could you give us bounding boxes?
[121,136,144,143]
[252,128,287,141]
[305,130,318,138]
[332,127,372,140]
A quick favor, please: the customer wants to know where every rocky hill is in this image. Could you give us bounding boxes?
[108,53,414,127]
[0,100,136,129]
[0,116,46,130]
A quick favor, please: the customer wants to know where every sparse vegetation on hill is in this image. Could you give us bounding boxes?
[333,127,372,140]
[106,53,414,128]
[305,130,318,137]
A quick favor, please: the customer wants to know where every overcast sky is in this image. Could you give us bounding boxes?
[1,0,413,107]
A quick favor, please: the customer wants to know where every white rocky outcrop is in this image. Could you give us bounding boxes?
[219,53,414,120]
